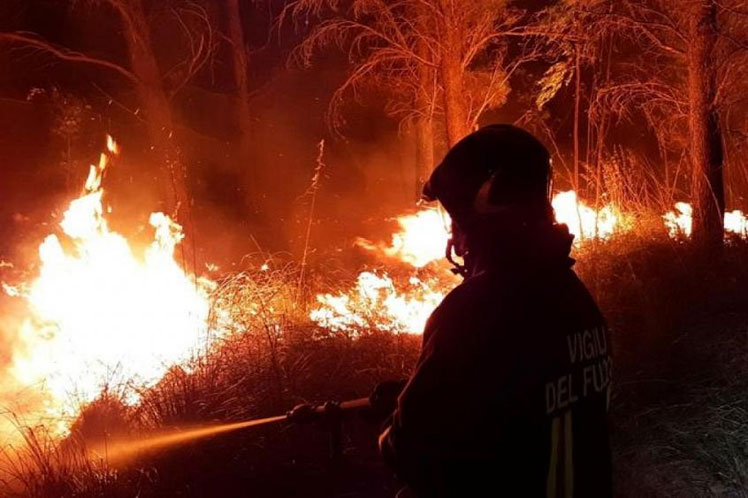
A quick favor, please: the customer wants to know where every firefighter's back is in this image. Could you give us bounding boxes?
[438,264,612,497]
[380,125,612,497]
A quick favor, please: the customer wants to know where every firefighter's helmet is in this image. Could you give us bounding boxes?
[423,124,552,228]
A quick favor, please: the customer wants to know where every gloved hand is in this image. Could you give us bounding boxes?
[366,379,407,423]
[286,403,318,424]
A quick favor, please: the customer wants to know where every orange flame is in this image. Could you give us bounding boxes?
[725,210,748,237]
[378,209,451,267]
[552,191,620,241]
[663,202,693,237]
[3,137,218,435]
[4,140,746,443]
[663,203,748,239]
[356,191,622,269]
[310,272,449,335]
[312,191,624,336]
[319,194,746,338]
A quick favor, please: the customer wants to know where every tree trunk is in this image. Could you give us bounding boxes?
[440,41,468,146]
[414,114,434,199]
[573,41,582,192]
[226,0,258,213]
[121,0,195,271]
[123,0,188,219]
[414,20,434,199]
[688,0,724,249]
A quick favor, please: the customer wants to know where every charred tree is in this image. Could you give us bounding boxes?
[687,0,724,248]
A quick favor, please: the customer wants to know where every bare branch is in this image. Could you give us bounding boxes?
[0,32,139,83]
[164,2,217,99]
[599,12,686,57]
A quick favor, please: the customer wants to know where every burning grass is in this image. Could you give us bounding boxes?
[571,230,748,497]
[3,138,748,496]
[2,230,748,497]
[0,138,220,437]
[0,259,421,496]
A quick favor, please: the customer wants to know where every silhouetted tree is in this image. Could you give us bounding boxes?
[523,0,611,192]
[225,0,256,204]
[591,0,748,247]
[0,0,214,229]
[286,0,539,154]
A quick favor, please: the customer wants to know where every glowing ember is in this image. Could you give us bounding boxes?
[3,137,217,433]
[310,272,447,335]
[552,191,619,241]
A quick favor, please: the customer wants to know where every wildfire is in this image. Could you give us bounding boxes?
[359,209,451,268]
[663,203,748,238]
[3,138,746,440]
[552,191,620,241]
[313,191,620,335]
[355,191,621,270]
[310,272,448,335]
[312,192,748,337]
[2,137,217,433]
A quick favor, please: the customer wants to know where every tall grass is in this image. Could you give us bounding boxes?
[0,421,119,498]
[2,220,748,497]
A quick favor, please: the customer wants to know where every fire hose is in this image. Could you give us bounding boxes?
[97,381,405,463]
[282,379,405,459]
[285,397,373,460]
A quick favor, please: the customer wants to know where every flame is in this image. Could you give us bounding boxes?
[552,191,620,241]
[663,203,748,239]
[3,137,217,434]
[310,272,448,335]
[3,138,746,442]
[380,210,451,267]
[314,190,623,335]
[356,209,451,268]
[357,191,620,269]
[664,202,693,237]
[725,210,748,237]
[313,192,745,338]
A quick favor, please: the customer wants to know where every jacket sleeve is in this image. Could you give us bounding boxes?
[379,305,486,489]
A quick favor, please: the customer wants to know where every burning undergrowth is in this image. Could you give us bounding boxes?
[0,137,221,441]
[2,138,748,496]
[3,224,748,497]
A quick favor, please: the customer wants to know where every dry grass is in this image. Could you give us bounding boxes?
[2,227,748,497]
[0,422,120,498]
[574,230,748,497]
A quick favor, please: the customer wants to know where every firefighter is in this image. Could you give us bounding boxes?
[378,124,613,497]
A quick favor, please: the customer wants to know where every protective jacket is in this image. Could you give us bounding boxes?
[380,223,612,497]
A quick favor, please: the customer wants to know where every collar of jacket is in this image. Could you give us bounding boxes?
[463,221,575,279]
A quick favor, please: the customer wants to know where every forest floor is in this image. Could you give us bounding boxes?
[614,312,748,497]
